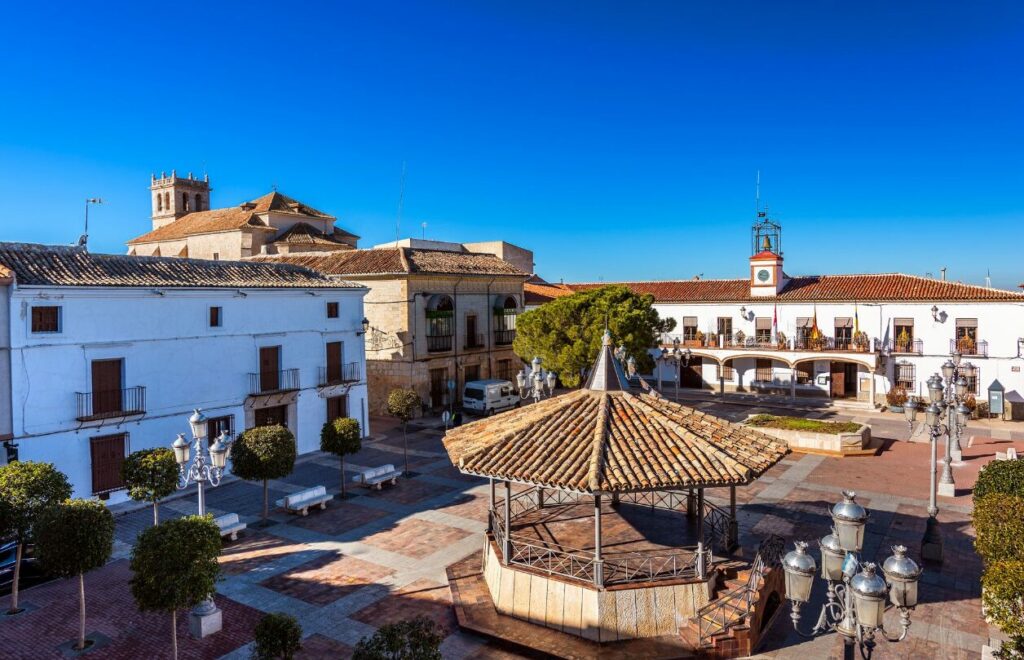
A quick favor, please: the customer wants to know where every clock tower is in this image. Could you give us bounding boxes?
[749,213,786,297]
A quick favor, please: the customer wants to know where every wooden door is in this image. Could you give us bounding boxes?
[90,433,126,495]
[844,364,858,397]
[326,342,342,383]
[255,405,288,428]
[260,346,280,392]
[326,396,347,422]
[830,362,845,398]
[429,368,447,408]
[681,358,703,388]
[91,359,123,416]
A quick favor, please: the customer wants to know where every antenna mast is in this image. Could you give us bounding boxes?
[395,161,406,242]
[755,169,761,215]
[80,198,103,249]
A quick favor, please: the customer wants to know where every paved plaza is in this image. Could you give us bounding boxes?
[0,405,1020,659]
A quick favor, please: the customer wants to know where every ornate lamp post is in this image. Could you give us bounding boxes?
[655,343,691,398]
[172,409,230,638]
[783,491,922,659]
[516,357,556,403]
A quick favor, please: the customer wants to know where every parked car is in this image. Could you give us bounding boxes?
[462,379,519,416]
[0,541,48,596]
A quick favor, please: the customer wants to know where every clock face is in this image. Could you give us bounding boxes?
[757,268,771,283]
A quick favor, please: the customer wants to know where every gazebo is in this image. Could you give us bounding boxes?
[443,331,790,644]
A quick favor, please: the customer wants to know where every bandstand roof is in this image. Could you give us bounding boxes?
[443,333,789,493]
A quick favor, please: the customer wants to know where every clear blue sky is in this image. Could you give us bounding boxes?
[1,2,1022,287]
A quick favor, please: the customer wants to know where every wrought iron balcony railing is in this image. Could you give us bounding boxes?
[887,338,924,355]
[951,337,987,357]
[76,386,146,421]
[494,329,516,346]
[426,335,453,352]
[464,333,486,349]
[248,368,300,395]
[318,362,361,387]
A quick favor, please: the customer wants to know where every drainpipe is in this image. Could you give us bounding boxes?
[485,277,495,378]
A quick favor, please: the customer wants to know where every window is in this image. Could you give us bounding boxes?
[465,314,480,348]
[496,359,514,382]
[755,359,773,383]
[494,296,517,345]
[90,433,128,496]
[717,317,732,341]
[755,318,772,343]
[254,405,288,428]
[164,192,170,210]
[206,415,235,440]
[91,359,124,416]
[955,318,978,354]
[679,316,698,342]
[326,395,347,422]
[966,367,980,395]
[195,193,203,211]
[259,346,281,392]
[796,362,814,385]
[720,360,735,380]
[325,341,343,383]
[181,192,189,212]
[209,306,222,327]
[834,318,853,349]
[156,194,163,212]
[426,295,454,352]
[465,364,481,383]
[795,318,812,346]
[31,305,61,333]
[895,362,916,391]
[212,252,219,261]
[327,302,339,318]
[893,318,915,353]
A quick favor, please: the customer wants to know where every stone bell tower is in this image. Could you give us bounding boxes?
[749,210,786,297]
[150,170,212,230]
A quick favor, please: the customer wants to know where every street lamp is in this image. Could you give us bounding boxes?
[516,357,556,403]
[902,396,945,562]
[783,492,922,659]
[173,409,230,638]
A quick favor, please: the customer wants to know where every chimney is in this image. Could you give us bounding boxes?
[940,267,947,281]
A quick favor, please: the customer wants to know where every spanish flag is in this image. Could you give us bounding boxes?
[854,303,860,335]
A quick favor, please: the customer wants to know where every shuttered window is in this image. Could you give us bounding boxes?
[895,363,916,390]
[209,306,222,327]
[326,341,343,383]
[91,433,127,495]
[682,316,698,340]
[31,306,61,333]
[91,359,124,416]
[327,395,347,422]
[834,317,853,329]
[327,302,339,318]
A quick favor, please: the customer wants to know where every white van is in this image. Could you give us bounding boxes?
[462,379,519,416]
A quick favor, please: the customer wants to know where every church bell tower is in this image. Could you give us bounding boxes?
[150,170,212,230]
[749,211,786,297]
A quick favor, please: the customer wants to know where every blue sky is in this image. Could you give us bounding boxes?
[1,1,1022,287]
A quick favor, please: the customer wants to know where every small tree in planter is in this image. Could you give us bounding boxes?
[231,425,297,526]
[123,447,179,525]
[130,515,221,660]
[252,612,303,660]
[387,388,422,476]
[0,461,72,614]
[320,418,361,498]
[353,615,443,660]
[34,499,114,651]
[885,386,908,411]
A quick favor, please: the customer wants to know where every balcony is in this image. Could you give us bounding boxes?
[494,329,516,346]
[659,333,877,354]
[318,362,361,387]
[951,338,988,358]
[427,335,453,353]
[886,338,924,355]
[76,386,146,421]
[248,368,300,395]
[464,333,486,350]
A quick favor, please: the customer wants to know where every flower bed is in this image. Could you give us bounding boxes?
[745,415,869,455]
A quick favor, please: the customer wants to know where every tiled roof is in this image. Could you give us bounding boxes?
[271,222,346,246]
[0,243,361,289]
[443,388,788,492]
[251,247,528,277]
[127,191,335,245]
[525,278,573,305]
[566,273,1024,303]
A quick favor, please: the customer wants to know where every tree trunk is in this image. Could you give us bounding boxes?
[77,572,86,650]
[341,455,346,498]
[171,610,178,660]
[153,500,159,526]
[403,422,409,475]
[262,479,269,525]
[8,542,22,614]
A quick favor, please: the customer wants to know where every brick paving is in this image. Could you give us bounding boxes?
[0,411,1020,659]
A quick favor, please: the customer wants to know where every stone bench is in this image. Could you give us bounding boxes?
[213,513,247,541]
[275,485,333,516]
[353,464,402,490]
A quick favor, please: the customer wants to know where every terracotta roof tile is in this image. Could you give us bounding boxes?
[252,247,527,277]
[271,222,346,246]
[567,273,1024,303]
[525,280,573,305]
[0,243,360,289]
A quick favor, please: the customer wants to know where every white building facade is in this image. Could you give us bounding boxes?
[0,243,368,502]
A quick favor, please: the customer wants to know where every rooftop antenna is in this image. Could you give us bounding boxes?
[421,221,427,240]
[79,198,103,249]
[985,268,992,289]
[755,169,761,215]
[940,267,947,282]
[395,161,406,242]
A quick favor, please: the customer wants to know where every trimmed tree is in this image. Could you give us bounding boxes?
[387,388,421,476]
[981,560,1024,657]
[512,284,675,387]
[123,447,179,525]
[35,499,115,651]
[974,458,1024,500]
[252,612,303,660]
[0,461,72,613]
[320,417,361,497]
[353,615,443,660]
[230,425,297,525]
[130,515,221,660]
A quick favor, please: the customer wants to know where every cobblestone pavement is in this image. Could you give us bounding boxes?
[0,412,1020,659]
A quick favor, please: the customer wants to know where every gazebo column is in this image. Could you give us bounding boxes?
[695,488,706,579]
[536,488,545,510]
[594,494,604,588]
[790,367,798,399]
[488,478,495,533]
[503,480,512,566]
[728,485,738,551]
[686,488,696,519]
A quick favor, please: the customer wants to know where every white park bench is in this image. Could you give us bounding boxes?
[996,447,1019,461]
[353,464,402,490]
[213,513,247,541]
[275,485,333,516]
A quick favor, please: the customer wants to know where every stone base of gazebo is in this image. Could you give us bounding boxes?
[481,539,713,642]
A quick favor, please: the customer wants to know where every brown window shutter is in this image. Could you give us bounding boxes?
[90,433,126,494]
[755,317,772,330]
[327,395,347,422]
[91,359,123,415]
[326,342,342,382]
[260,346,280,391]
[834,317,853,329]
[955,318,978,328]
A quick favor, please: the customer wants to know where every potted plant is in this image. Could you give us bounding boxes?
[693,330,705,348]
[958,335,977,355]
[776,331,787,350]
[853,331,869,352]
[895,327,912,353]
[886,386,908,413]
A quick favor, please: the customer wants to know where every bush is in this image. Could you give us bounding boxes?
[975,459,1024,500]
[123,448,179,525]
[252,612,302,660]
[973,493,1024,563]
[885,387,908,407]
[982,561,1024,651]
[353,616,442,660]
[386,389,421,423]
[231,425,297,524]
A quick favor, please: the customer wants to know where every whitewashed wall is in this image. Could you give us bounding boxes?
[6,285,368,501]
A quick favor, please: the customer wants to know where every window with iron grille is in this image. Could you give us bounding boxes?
[755,359,773,382]
[720,361,734,380]
[31,306,61,333]
[895,363,915,391]
[967,368,980,395]
[496,359,514,382]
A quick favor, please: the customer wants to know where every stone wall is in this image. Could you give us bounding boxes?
[746,418,871,455]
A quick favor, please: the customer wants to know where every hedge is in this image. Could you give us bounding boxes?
[981,561,1024,649]
[973,493,1024,563]
[974,459,1024,500]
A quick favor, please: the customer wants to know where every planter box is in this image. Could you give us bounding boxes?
[746,417,871,455]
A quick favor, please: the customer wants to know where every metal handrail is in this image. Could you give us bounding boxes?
[248,368,300,395]
[494,329,516,345]
[318,362,361,386]
[951,337,987,357]
[75,386,146,421]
